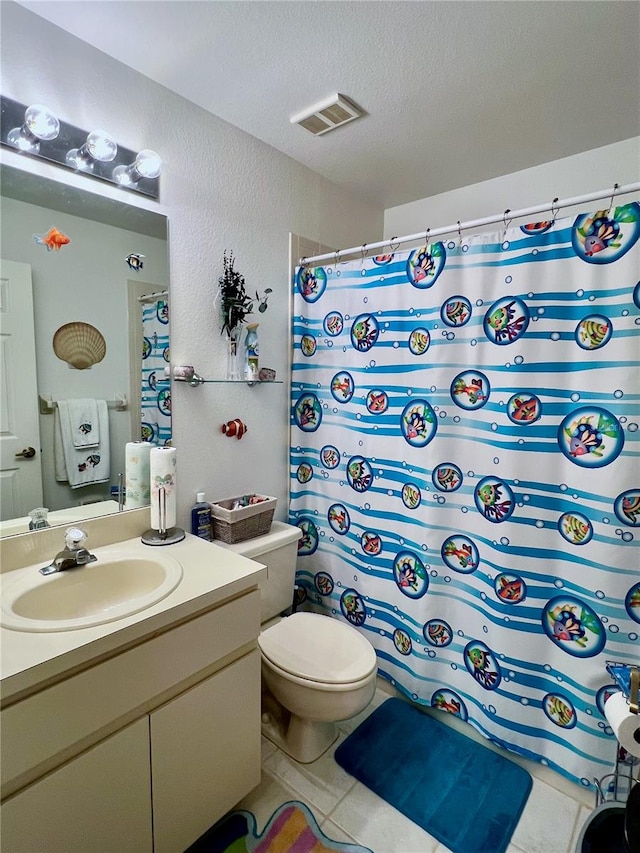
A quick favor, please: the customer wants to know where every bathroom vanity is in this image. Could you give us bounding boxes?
[0,509,266,853]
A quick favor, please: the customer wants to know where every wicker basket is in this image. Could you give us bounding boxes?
[210,495,276,544]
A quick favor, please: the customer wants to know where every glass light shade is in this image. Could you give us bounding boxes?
[113,148,162,187]
[134,149,162,179]
[24,104,60,141]
[66,130,118,171]
[7,103,59,154]
[86,130,117,162]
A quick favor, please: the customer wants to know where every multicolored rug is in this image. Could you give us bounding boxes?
[335,698,532,853]
[186,800,373,853]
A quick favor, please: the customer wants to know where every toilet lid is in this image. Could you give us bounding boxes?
[258,612,377,684]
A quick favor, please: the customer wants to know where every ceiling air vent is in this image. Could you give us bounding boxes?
[290,94,363,136]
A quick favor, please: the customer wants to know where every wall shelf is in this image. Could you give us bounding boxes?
[175,377,282,388]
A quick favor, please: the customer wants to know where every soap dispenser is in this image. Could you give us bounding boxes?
[191,492,212,541]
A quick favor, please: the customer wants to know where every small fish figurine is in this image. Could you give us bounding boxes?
[125,252,145,271]
[33,226,70,252]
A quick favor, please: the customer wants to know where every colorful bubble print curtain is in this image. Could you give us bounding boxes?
[290,203,640,790]
[141,297,171,445]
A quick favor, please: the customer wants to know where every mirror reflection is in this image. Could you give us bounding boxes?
[0,164,169,537]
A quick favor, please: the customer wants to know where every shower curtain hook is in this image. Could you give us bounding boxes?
[503,209,512,239]
[551,197,560,222]
[425,228,431,247]
[457,221,462,247]
[335,249,342,266]
[390,236,400,253]
[607,182,620,214]
[361,243,368,266]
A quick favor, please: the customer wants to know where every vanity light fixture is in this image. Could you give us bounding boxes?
[0,95,161,199]
[66,129,118,172]
[113,148,162,188]
[6,102,60,153]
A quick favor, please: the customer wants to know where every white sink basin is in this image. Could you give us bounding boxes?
[0,548,183,632]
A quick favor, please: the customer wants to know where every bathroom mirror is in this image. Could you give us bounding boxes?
[0,162,169,537]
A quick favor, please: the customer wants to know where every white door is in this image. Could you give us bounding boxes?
[0,259,43,520]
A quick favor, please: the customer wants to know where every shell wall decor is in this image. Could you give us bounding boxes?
[53,322,106,369]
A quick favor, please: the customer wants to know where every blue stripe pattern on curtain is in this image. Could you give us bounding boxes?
[289,203,640,790]
[141,298,171,445]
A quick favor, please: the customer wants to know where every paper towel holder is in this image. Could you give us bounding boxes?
[141,486,185,546]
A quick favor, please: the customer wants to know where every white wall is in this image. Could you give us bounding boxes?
[384,137,640,240]
[1,2,383,529]
[1,195,168,511]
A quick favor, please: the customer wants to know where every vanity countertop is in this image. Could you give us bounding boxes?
[0,532,266,704]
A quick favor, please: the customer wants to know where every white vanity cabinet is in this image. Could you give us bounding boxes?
[1,586,263,853]
[1,718,153,852]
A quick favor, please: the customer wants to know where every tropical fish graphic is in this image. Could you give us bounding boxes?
[621,494,640,525]
[443,539,476,569]
[412,249,436,282]
[397,557,419,591]
[578,319,611,349]
[34,226,70,251]
[362,532,382,554]
[402,484,421,508]
[404,405,433,440]
[394,630,412,654]
[546,696,575,728]
[125,252,145,271]
[348,459,372,492]
[351,317,378,351]
[577,211,621,256]
[341,591,366,625]
[298,399,319,428]
[486,300,527,343]
[432,692,461,714]
[566,416,606,458]
[78,423,92,435]
[367,390,387,412]
[325,314,342,335]
[321,447,339,468]
[452,376,486,405]
[444,300,470,326]
[496,576,525,602]
[436,467,460,491]
[328,506,347,531]
[477,481,512,521]
[332,375,352,398]
[466,647,499,689]
[410,329,430,354]
[510,396,540,422]
[550,607,588,647]
[299,268,319,298]
[561,514,591,544]
[373,254,393,264]
[427,623,452,646]
[77,453,100,472]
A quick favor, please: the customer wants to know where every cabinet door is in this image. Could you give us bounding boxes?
[151,649,261,853]
[0,718,152,853]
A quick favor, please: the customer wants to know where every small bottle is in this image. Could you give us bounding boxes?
[28,507,50,530]
[191,492,212,541]
[244,323,259,381]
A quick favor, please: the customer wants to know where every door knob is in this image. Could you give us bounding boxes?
[15,446,36,459]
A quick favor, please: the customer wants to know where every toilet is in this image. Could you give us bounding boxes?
[216,520,378,763]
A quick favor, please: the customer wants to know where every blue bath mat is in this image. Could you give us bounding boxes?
[335,698,532,853]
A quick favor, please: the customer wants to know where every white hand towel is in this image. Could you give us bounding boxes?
[58,398,100,448]
[54,399,110,488]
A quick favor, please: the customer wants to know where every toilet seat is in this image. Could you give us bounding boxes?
[259,612,377,685]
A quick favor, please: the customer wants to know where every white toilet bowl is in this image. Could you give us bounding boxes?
[258,611,378,763]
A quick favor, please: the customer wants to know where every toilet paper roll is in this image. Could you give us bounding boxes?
[125,441,152,508]
[149,446,177,531]
[604,691,640,758]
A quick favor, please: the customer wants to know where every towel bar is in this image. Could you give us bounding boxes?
[38,394,128,415]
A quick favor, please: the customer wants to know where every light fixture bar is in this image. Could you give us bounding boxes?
[0,96,160,199]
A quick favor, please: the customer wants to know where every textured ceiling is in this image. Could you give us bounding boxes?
[16,0,640,209]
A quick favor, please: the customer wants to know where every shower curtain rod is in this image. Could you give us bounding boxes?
[299,181,640,265]
[137,289,168,303]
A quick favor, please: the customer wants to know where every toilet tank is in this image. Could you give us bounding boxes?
[213,521,301,624]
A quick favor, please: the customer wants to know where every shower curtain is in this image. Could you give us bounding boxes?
[289,203,640,789]
[141,297,171,445]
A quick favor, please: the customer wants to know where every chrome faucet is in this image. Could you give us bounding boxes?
[40,527,97,575]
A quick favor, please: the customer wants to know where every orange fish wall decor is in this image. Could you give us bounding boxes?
[33,226,71,252]
[221,418,248,440]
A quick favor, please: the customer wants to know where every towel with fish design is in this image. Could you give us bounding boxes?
[54,399,110,488]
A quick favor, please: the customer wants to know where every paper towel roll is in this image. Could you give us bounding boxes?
[125,441,152,508]
[149,446,177,531]
[604,691,640,758]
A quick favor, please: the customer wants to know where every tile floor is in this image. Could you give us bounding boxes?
[235,682,596,853]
